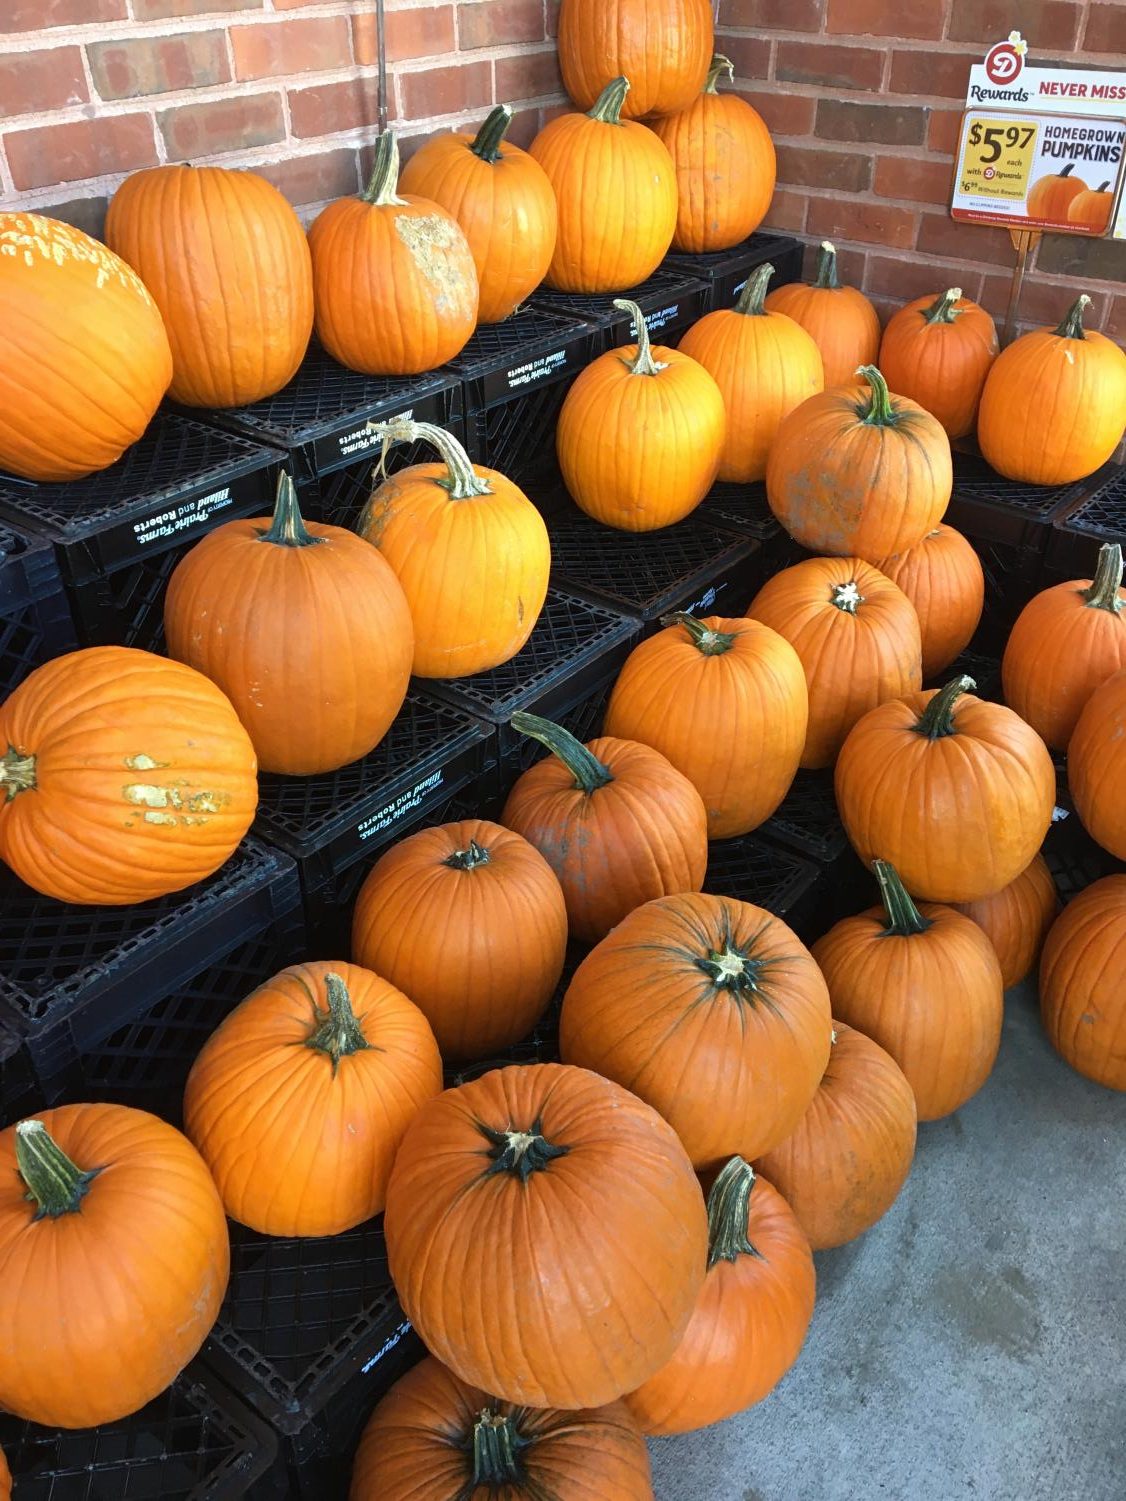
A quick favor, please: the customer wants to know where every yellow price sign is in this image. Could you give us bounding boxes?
[959,117,1040,200]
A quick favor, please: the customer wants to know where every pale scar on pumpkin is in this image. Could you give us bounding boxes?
[394,215,474,314]
[124,753,169,771]
[0,216,155,300]
[122,782,231,825]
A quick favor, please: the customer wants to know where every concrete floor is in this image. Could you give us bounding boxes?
[649,986,1125,1501]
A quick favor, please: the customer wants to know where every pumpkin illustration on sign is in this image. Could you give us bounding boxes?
[1027,162,1087,222]
[1067,180,1114,234]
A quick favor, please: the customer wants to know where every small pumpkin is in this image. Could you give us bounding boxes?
[0,1105,228,1427]
[385,1062,708,1408]
[308,132,478,376]
[755,1022,917,1250]
[352,819,568,1059]
[0,647,257,906]
[555,298,726,530]
[561,892,833,1167]
[1026,162,1087,221]
[877,287,999,439]
[650,55,776,253]
[835,675,1056,903]
[764,241,881,389]
[766,365,952,562]
[1067,180,1114,235]
[679,263,825,483]
[105,164,313,409]
[624,1157,815,1435]
[558,0,713,120]
[951,853,1059,991]
[978,293,1126,485]
[812,861,1004,1121]
[359,419,550,679]
[1069,667,1126,861]
[1040,874,1126,1091]
[875,524,985,681]
[350,1356,654,1501]
[529,78,678,293]
[398,105,558,324]
[165,473,414,776]
[502,712,708,944]
[1002,542,1126,751]
[0,1444,8,1500]
[0,212,172,482]
[604,612,809,838]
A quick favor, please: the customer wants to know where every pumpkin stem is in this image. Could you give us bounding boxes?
[0,745,36,800]
[830,580,865,615]
[444,838,492,870]
[661,611,735,656]
[470,104,514,163]
[366,418,492,500]
[306,972,370,1071]
[733,262,773,316]
[814,241,839,291]
[588,76,630,124]
[704,54,734,94]
[259,471,321,548]
[1094,180,1111,193]
[471,1409,526,1485]
[913,674,975,739]
[510,711,613,793]
[706,1156,762,1269]
[873,859,932,937]
[921,287,964,324]
[360,130,407,206]
[1082,542,1124,614]
[15,1120,101,1220]
[694,939,764,997]
[612,299,666,377]
[1054,294,1091,341]
[480,1118,570,1181]
[1060,162,1076,179]
[856,365,897,426]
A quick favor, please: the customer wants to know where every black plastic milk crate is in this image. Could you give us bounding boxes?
[531,266,709,353]
[929,640,1003,702]
[0,1365,278,1500]
[663,230,805,311]
[0,520,76,698]
[1043,808,1125,904]
[0,1019,36,1129]
[705,830,823,940]
[762,770,874,929]
[1045,462,1126,581]
[0,414,283,652]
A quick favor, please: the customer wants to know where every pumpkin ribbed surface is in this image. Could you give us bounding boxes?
[764,241,881,389]
[1040,875,1126,1091]
[875,524,984,681]
[558,0,713,119]
[951,854,1059,991]
[877,288,998,439]
[1069,667,1126,861]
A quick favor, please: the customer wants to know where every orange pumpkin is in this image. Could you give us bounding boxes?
[1069,667,1126,861]
[359,419,550,678]
[0,213,171,482]
[0,1444,7,1499]
[747,555,923,769]
[561,893,833,1167]
[812,860,1004,1120]
[604,613,809,838]
[650,55,776,253]
[1027,162,1087,221]
[105,164,313,409]
[877,287,999,439]
[352,819,568,1059]
[1002,542,1126,751]
[385,1062,708,1408]
[529,79,678,292]
[875,523,985,681]
[502,712,708,944]
[764,241,881,389]
[558,0,713,120]
[0,646,257,906]
[835,675,1056,903]
[951,853,1059,990]
[978,293,1126,484]
[1067,180,1115,234]
[308,132,478,376]
[679,263,825,482]
[555,298,725,530]
[767,365,952,562]
[398,105,558,324]
[624,1158,815,1435]
[756,1022,917,1251]
[0,1104,228,1428]
[1040,874,1126,1090]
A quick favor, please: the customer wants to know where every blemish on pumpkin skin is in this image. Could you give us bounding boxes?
[123,783,171,808]
[394,214,474,315]
[143,810,178,827]
[124,753,168,771]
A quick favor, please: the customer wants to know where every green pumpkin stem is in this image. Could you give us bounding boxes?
[922,287,964,324]
[470,104,514,163]
[914,674,975,739]
[814,241,840,291]
[15,1120,101,1220]
[365,418,491,500]
[589,76,630,124]
[360,130,407,206]
[1,745,36,800]
[856,365,897,425]
[1082,543,1124,614]
[472,1410,525,1484]
[734,262,774,316]
[873,859,932,937]
[481,1119,570,1181]
[306,973,370,1071]
[661,611,735,656]
[444,838,491,871]
[510,711,613,793]
[704,54,734,94]
[1054,293,1090,341]
[830,580,865,615]
[612,299,665,377]
[707,1156,762,1269]
[694,940,762,996]
[260,471,321,548]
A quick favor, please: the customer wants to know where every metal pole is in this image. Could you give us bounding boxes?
[376,0,389,133]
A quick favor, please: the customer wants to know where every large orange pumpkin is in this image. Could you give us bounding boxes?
[755,1022,917,1250]
[165,473,413,776]
[978,294,1126,484]
[766,365,952,562]
[0,1104,228,1427]
[529,79,678,292]
[875,523,984,681]
[951,853,1058,991]
[558,0,713,120]
[1067,180,1114,234]
[350,1356,653,1501]
[764,241,881,389]
[1069,667,1126,861]
[184,962,441,1237]
[1040,874,1126,1090]
[813,860,1004,1120]
[604,613,808,838]
[105,164,313,409]
[308,132,478,376]
[1002,542,1126,752]
[352,819,568,1059]
[0,647,257,906]
[555,298,725,530]
[398,105,558,324]
[359,419,550,678]
[502,712,708,944]
[561,893,833,1167]
[0,213,171,482]
[877,287,999,439]
[385,1062,708,1408]
[650,55,775,253]
[1026,162,1087,221]
[679,263,825,482]
[624,1157,815,1435]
